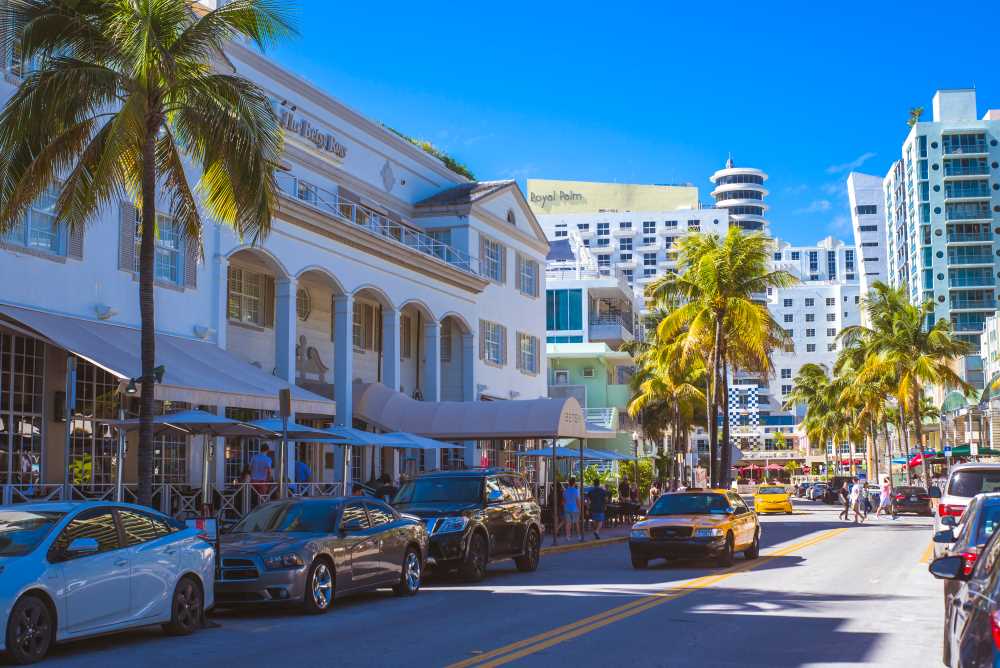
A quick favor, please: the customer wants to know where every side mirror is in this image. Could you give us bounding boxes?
[929,555,968,581]
[487,489,503,504]
[941,515,957,527]
[933,529,956,544]
[929,486,942,499]
[65,537,100,557]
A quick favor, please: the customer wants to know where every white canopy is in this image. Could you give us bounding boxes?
[0,303,334,415]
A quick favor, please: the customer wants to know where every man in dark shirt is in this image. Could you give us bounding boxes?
[587,480,609,540]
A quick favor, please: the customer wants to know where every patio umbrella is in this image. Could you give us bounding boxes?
[765,463,783,471]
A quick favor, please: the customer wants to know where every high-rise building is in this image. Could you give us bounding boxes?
[710,157,769,234]
[847,172,888,298]
[884,89,1000,390]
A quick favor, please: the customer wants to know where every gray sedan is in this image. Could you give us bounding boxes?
[215,497,429,613]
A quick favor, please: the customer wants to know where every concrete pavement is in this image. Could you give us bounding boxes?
[37,499,942,667]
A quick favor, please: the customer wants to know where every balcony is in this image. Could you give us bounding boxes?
[612,226,634,237]
[615,257,636,269]
[947,231,992,243]
[951,298,996,310]
[943,142,988,156]
[276,173,480,277]
[948,254,995,266]
[545,266,631,293]
[589,314,634,346]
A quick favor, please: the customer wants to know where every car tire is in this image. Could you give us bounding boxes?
[460,532,488,582]
[5,595,53,665]
[302,559,335,614]
[514,528,541,573]
[630,555,648,569]
[163,576,203,636]
[744,531,760,560]
[716,534,734,568]
[393,548,422,597]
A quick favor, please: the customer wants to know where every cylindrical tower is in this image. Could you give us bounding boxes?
[710,156,769,233]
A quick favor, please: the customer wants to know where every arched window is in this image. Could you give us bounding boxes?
[506,209,516,226]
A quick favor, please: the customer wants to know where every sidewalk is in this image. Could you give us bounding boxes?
[541,526,630,555]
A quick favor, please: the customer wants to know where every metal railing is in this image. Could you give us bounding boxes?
[275,172,480,277]
[943,143,988,155]
[947,232,992,242]
[545,265,631,292]
[585,408,617,431]
[589,313,634,335]
[948,254,994,265]
[951,298,996,310]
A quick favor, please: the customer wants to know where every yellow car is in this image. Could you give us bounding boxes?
[753,485,794,515]
[629,489,760,568]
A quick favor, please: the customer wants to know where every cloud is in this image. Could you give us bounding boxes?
[794,199,832,214]
[783,184,809,194]
[820,181,844,196]
[825,152,877,174]
[827,215,851,232]
[501,164,540,180]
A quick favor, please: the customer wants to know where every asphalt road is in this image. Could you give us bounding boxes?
[37,499,942,667]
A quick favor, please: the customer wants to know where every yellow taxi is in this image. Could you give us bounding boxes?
[629,489,760,569]
[753,485,794,515]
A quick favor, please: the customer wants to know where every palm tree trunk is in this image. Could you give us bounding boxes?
[720,360,732,488]
[707,323,721,487]
[883,422,893,487]
[869,423,879,483]
[913,388,930,488]
[899,406,912,484]
[137,129,158,509]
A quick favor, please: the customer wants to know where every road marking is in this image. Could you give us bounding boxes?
[447,527,848,668]
[919,542,933,564]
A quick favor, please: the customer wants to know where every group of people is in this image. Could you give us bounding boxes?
[560,475,643,540]
[837,476,895,523]
[238,444,314,496]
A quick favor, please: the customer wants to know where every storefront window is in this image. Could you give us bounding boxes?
[0,332,44,486]
[224,407,274,485]
[70,358,118,486]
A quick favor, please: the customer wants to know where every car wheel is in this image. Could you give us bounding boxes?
[716,534,734,568]
[5,595,53,665]
[514,529,541,572]
[393,548,422,597]
[302,559,335,614]
[460,532,488,582]
[744,531,760,560]
[163,576,202,636]
[630,554,648,569]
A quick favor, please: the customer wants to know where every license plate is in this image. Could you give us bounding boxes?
[910,496,917,502]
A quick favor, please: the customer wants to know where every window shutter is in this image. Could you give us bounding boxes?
[262,275,276,328]
[515,332,522,371]
[226,266,236,319]
[67,224,84,260]
[515,254,523,292]
[118,202,137,271]
[532,260,540,297]
[500,325,507,366]
[532,336,539,373]
[499,245,507,284]
[478,235,486,277]
[478,319,486,360]
[183,233,199,289]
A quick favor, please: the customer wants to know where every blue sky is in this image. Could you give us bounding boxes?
[269,0,1000,245]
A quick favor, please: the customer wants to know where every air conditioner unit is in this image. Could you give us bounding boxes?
[582,367,595,378]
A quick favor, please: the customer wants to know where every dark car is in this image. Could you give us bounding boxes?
[392,468,543,582]
[931,506,1000,668]
[215,497,429,613]
[794,483,812,498]
[893,485,932,516]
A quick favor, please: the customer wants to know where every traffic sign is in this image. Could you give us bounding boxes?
[944,446,953,458]
[971,442,979,457]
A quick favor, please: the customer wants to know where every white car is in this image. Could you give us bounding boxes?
[932,463,1000,558]
[0,502,215,664]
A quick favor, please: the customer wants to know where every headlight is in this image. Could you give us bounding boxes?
[694,528,723,537]
[263,552,305,570]
[435,516,469,534]
[630,529,648,539]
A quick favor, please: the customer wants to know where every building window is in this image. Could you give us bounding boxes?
[596,237,609,247]
[806,343,816,352]
[781,385,792,395]
[780,368,791,379]
[619,221,632,230]
[554,229,567,238]
[352,301,378,352]
[827,343,837,352]
[783,299,793,307]
[644,268,656,277]
[2,184,63,255]
[516,332,539,374]
[134,212,183,284]
[546,289,583,330]
[623,269,633,281]
[619,253,632,262]
[482,320,506,366]
[827,251,837,279]
[826,313,836,322]
[774,252,782,261]
[0,333,44,485]
[401,315,412,359]
[517,254,539,297]
[597,223,609,236]
[643,221,656,234]
[791,252,800,260]
[577,223,590,231]
[440,321,452,363]
[859,225,878,232]
[296,288,311,321]
[481,236,505,283]
[783,314,793,323]
[826,328,836,337]
[597,255,611,267]
[643,253,657,267]
[506,209,516,226]
[808,251,818,273]
[619,238,632,251]
[806,329,815,337]
[804,298,814,307]
[825,297,835,306]
[642,236,655,246]
[228,266,273,327]
[805,313,815,322]
[665,220,677,228]
[855,205,877,215]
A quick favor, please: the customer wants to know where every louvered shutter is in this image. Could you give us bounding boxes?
[478,235,487,279]
[67,225,84,260]
[499,245,507,285]
[118,202,137,271]
[183,233,199,289]
[515,332,523,371]
[532,260,540,297]
[500,325,507,366]
[478,320,486,360]
[515,254,523,293]
[226,265,236,319]
[262,275,276,328]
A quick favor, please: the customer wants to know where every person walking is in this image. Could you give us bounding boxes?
[563,477,581,539]
[618,476,631,503]
[849,478,865,524]
[875,476,892,518]
[249,445,273,498]
[375,473,398,503]
[838,481,851,520]
[587,479,609,540]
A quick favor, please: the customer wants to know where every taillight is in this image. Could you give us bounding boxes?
[991,610,1000,651]
[961,549,980,576]
[895,494,905,501]
[939,504,966,518]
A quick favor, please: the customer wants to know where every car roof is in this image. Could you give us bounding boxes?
[413,468,514,479]
[0,500,185,517]
[951,463,1000,473]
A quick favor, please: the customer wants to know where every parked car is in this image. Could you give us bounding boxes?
[933,464,1000,558]
[215,497,428,612]
[795,483,814,498]
[892,485,932,516]
[753,485,793,515]
[930,513,1000,667]
[392,468,542,582]
[629,489,760,569]
[807,483,828,501]
[0,502,214,665]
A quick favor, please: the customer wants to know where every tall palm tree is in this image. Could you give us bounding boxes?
[907,106,925,127]
[0,0,293,506]
[648,227,795,486]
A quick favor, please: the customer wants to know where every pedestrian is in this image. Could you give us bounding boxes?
[375,473,398,503]
[838,481,850,520]
[238,466,252,485]
[587,479,608,540]
[563,476,581,539]
[249,445,273,498]
[618,476,630,503]
[292,457,312,495]
[875,476,892,518]
[648,482,660,508]
[849,478,865,524]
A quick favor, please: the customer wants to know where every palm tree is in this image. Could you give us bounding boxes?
[0,0,293,506]
[647,227,795,486]
[907,106,925,127]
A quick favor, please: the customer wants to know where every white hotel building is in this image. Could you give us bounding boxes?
[0,28,604,514]
[847,172,889,298]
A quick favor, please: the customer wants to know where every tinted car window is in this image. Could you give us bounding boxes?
[976,503,1000,546]
[485,477,503,502]
[394,477,484,504]
[51,509,120,557]
[340,503,371,531]
[499,476,519,502]
[0,510,65,557]
[512,476,534,502]
[948,470,1000,497]
[648,494,728,515]
[366,503,395,527]
[119,510,174,546]
[233,501,338,533]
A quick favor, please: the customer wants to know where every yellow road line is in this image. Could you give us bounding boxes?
[447,528,848,668]
[919,542,933,564]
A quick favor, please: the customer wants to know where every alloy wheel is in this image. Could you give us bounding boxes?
[174,580,200,631]
[404,552,421,591]
[312,562,333,609]
[12,598,50,661]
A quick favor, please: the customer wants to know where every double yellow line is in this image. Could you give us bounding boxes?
[447,527,848,668]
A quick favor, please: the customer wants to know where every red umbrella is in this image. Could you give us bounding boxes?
[740,464,762,471]
[765,463,783,471]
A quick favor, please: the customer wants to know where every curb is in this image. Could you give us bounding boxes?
[541,536,628,555]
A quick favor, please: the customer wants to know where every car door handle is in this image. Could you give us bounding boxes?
[114,558,128,567]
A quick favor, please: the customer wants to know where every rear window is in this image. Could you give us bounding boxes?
[648,493,729,516]
[394,477,484,504]
[976,503,1000,546]
[758,487,785,495]
[948,471,1000,498]
[897,487,927,495]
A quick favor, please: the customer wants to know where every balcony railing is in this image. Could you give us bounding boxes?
[589,313,635,339]
[943,143,988,155]
[545,265,631,292]
[276,173,480,276]
[949,274,994,287]
[947,232,993,242]
[951,298,996,310]
[948,254,994,265]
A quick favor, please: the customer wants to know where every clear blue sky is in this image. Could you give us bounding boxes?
[268,0,1000,246]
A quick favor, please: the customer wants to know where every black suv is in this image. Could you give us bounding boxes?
[392,468,542,582]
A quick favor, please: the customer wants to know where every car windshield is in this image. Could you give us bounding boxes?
[231,502,336,533]
[976,503,1000,546]
[394,478,483,504]
[0,510,65,557]
[948,471,1000,498]
[648,493,730,516]
[759,487,785,495]
[897,487,926,495]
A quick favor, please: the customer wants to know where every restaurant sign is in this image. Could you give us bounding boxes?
[272,99,348,160]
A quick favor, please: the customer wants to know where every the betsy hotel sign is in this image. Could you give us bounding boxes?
[272,99,348,160]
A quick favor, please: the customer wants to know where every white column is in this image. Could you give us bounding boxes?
[382,308,401,392]
[461,332,476,402]
[275,277,297,382]
[333,294,354,427]
[422,320,441,402]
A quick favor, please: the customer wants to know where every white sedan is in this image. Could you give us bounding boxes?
[0,501,214,664]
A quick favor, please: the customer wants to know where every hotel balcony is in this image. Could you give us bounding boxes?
[950,297,996,310]
[589,314,634,347]
[612,226,635,237]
